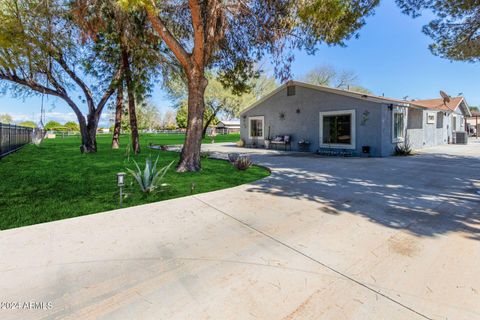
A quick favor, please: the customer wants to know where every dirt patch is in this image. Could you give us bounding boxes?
[388,234,420,257]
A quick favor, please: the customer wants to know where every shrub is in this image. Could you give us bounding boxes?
[127,156,175,193]
[233,155,253,171]
[236,139,245,147]
[394,137,412,156]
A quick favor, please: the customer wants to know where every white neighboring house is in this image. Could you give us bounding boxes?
[216,120,240,134]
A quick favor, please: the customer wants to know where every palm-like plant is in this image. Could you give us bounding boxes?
[127,156,174,193]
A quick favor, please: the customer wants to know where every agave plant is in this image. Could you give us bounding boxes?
[394,136,413,156]
[127,156,175,193]
[233,155,253,171]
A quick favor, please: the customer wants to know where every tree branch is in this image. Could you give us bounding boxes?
[145,3,191,71]
[204,0,223,64]
[56,54,95,113]
[0,72,61,97]
[0,71,85,122]
[95,66,123,116]
[189,0,205,68]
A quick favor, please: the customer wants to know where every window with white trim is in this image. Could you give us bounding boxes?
[248,116,264,139]
[319,110,356,149]
[393,111,405,142]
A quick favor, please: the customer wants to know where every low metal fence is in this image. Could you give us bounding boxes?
[0,123,35,158]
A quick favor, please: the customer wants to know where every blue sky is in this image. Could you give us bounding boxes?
[1,1,479,126]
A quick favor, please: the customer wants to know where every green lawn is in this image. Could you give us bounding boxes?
[0,133,268,230]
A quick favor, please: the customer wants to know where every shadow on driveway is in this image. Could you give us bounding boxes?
[245,152,480,241]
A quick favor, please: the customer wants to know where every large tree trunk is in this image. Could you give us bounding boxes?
[122,47,140,154]
[77,114,99,153]
[177,74,208,172]
[112,84,123,149]
[75,113,95,153]
[84,113,99,153]
[78,116,88,153]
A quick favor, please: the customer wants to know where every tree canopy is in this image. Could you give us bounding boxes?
[0,113,13,124]
[117,0,379,171]
[64,121,80,131]
[168,71,277,134]
[303,65,372,94]
[396,0,480,61]
[18,121,37,128]
[0,0,121,152]
[44,120,63,131]
[109,100,163,131]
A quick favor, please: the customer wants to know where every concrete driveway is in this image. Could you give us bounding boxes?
[1,142,479,320]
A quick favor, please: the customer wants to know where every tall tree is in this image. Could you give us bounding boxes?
[121,46,141,153]
[0,0,121,152]
[169,71,277,137]
[136,100,162,130]
[44,120,63,131]
[18,121,37,128]
[64,121,80,132]
[0,114,13,124]
[397,0,480,61]
[72,0,162,154]
[161,110,177,130]
[120,0,379,171]
[303,65,372,93]
[109,99,162,131]
[304,65,337,86]
[111,86,124,148]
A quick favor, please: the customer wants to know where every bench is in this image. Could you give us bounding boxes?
[270,135,291,151]
[317,147,353,157]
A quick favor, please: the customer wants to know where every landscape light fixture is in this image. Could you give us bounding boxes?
[117,172,126,208]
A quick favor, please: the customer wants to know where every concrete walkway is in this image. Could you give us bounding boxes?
[1,142,479,319]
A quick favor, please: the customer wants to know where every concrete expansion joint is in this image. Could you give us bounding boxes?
[193,195,434,320]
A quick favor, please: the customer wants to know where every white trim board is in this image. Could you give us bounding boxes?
[319,110,356,149]
[248,116,264,140]
[392,107,406,143]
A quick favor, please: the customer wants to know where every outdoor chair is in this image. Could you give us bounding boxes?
[270,135,291,151]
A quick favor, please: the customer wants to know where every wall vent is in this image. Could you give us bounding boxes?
[287,85,296,96]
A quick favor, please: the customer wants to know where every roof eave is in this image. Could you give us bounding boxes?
[240,81,411,115]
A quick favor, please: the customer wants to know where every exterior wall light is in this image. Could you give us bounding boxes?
[117,172,126,187]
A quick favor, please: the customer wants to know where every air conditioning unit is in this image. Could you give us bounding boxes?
[455,131,468,144]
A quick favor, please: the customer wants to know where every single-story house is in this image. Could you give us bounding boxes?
[466,111,479,136]
[216,120,240,134]
[240,81,471,156]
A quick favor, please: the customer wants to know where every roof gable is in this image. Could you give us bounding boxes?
[412,97,471,116]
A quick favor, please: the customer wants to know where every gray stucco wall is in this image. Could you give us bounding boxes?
[407,109,456,149]
[452,108,465,132]
[240,86,469,156]
[240,86,394,157]
[406,108,424,150]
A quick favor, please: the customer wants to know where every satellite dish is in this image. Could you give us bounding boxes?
[440,90,451,104]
